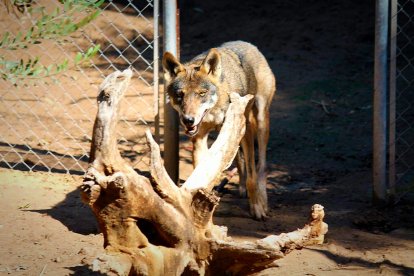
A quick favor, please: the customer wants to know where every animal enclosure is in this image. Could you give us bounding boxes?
[0,0,413,275]
[0,0,412,200]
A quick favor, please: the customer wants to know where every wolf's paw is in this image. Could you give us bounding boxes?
[248,185,268,219]
[250,202,268,220]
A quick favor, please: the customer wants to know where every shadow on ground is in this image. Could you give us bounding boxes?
[27,189,99,235]
[67,265,106,276]
[310,248,414,275]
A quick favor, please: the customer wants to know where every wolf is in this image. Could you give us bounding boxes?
[162,41,276,219]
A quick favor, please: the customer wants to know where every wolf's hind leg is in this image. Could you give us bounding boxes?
[255,96,270,214]
[236,149,247,197]
[241,117,267,219]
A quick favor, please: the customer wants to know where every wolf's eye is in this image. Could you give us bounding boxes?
[176,90,184,101]
[199,90,207,97]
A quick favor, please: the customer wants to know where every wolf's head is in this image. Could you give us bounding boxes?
[162,49,221,136]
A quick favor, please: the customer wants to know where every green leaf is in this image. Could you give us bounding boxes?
[62,58,69,69]
[45,64,53,75]
[24,58,32,71]
[0,32,10,47]
[74,52,82,64]
[29,67,42,77]
[94,0,105,8]
[85,46,93,56]
[32,57,39,67]
[64,0,71,11]
[24,27,34,41]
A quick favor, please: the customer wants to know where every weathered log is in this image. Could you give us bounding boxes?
[80,69,328,275]
[181,93,253,192]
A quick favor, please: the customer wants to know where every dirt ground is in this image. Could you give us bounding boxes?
[1,0,414,275]
[1,167,414,276]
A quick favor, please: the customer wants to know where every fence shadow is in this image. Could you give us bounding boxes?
[0,142,88,175]
[0,140,152,175]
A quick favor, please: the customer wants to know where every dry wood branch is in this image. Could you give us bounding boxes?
[257,204,328,250]
[207,204,328,274]
[145,129,188,213]
[81,70,328,276]
[182,93,254,192]
[88,69,133,173]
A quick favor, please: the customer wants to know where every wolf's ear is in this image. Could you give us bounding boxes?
[162,52,184,81]
[201,48,221,79]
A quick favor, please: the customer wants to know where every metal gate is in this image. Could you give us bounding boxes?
[0,0,160,174]
[374,0,414,203]
[389,0,414,198]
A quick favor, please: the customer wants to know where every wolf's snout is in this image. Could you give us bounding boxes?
[182,115,195,126]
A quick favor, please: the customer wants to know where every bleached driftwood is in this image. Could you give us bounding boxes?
[80,69,328,275]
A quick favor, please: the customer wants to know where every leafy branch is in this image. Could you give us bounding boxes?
[0,44,100,84]
[0,0,104,85]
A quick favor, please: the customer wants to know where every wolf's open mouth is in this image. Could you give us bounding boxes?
[185,125,199,136]
[183,110,209,137]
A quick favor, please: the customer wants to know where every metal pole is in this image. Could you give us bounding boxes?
[153,0,160,143]
[373,0,389,205]
[388,0,398,202]
[163,0,180,184]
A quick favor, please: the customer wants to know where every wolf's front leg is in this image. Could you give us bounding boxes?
[192,131,209,168]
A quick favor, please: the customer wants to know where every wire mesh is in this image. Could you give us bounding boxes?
[390,0,414,193]
[0,0,159,174]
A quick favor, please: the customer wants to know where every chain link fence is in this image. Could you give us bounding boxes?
[389,0,414,195]
[0,0,160,174]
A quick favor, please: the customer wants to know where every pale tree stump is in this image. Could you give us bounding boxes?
[80,69,328,275]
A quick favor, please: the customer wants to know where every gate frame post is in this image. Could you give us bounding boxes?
[373,0,389,205]
[388,0,398,202]
[163,0,180,184]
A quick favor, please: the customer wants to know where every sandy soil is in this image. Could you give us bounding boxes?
[1,0,414,275]
[1,166,414,275]
[0,169,103,275]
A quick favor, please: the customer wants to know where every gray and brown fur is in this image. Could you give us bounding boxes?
[163,41,276,219]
